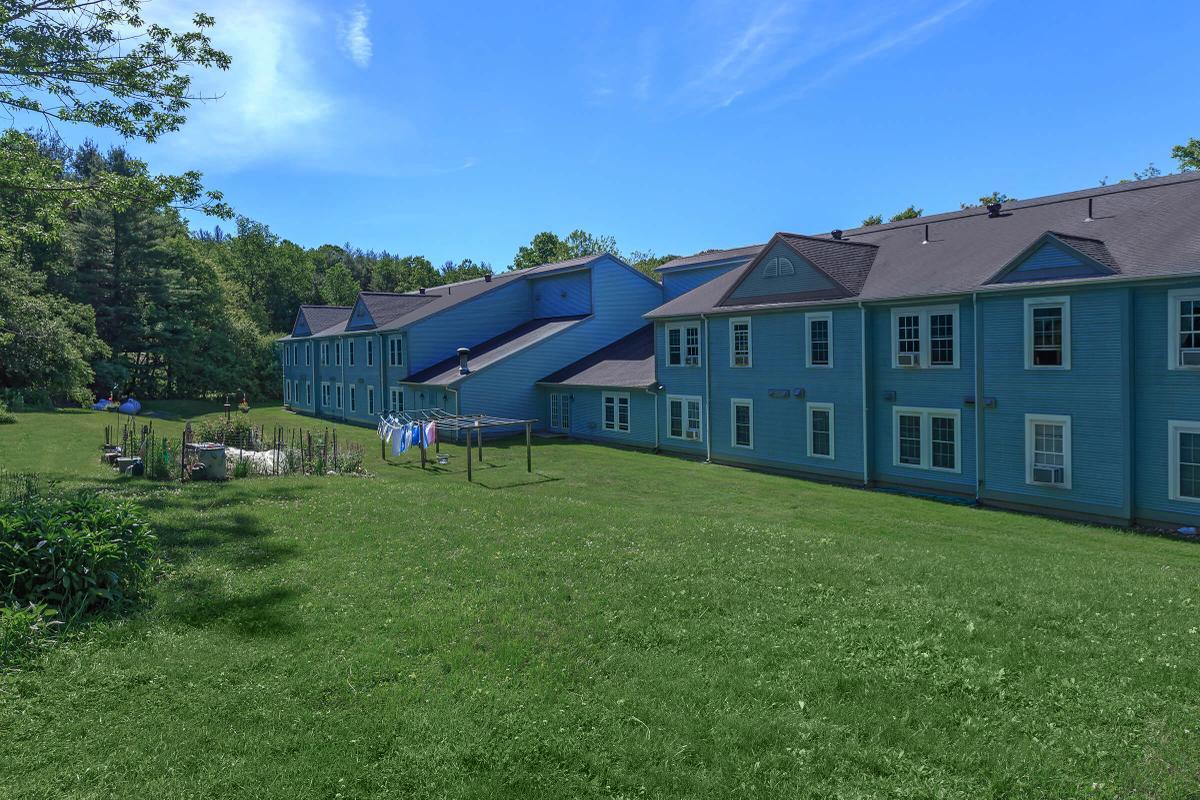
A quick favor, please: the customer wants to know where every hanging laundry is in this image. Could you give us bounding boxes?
[391,423,409,456]
[424,421,437,446]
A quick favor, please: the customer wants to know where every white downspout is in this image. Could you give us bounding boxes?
[972,292,983,503]
[645,386,660,451]
[702,314,712,463]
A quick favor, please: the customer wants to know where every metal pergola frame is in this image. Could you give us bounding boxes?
[379,408,538,481]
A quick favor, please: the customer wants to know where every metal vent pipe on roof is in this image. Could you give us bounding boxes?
[831,229,843,240]
[922,224,929,245]
[987,202,1003,217]
[457,347,470,374]
[484,273,492,282]
[1085,197,1094,222]
[418,286,426,295]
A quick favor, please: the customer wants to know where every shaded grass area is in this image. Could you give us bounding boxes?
[0,402,1198,798]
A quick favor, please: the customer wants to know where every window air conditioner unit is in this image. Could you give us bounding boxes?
[685,356,700,366]
[1182,349,1200,367]
[897,353,920,368]
[1032,466,1064,485]
[685,428,700,440]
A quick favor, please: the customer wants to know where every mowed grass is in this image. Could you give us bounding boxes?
[1,403,1198,799]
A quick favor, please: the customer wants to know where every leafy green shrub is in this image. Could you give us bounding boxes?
[0,491,156,617]
[195,417,259,449]
[0,602,59,664]
[0,388,52,412]
[0,400,15,425]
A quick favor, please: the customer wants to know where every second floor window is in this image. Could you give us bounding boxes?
[666,323,701,366]
[892,306,958,369]
[320,343,329,366]
[730,318,751,367]
[807,312,832,367]
[1025,297,1070,369]
[1169,289,1200,369]
[388,338,403,367]
[348,340,355,367]
[366,339,374,367]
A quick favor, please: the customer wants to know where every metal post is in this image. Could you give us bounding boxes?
[476,422,483,462]
[525,422,532,473]
[466,425,473,482]
[420,428,427,470]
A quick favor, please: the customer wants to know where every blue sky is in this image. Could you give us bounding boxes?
[88,0,1200,266]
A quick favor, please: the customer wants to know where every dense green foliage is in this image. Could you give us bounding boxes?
[0,404,1197,797]
[512,228,676,278]
[0,488,155,618]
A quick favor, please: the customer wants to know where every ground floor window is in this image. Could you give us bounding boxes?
[388,387,403,413]
[667,395,702,441]
[321,382,331,407]
[348,385,356,413]
[1025,414,1071,488]
[1169,420,1200,502]
[305,382,311,405]
[367,386,375,414]
[335,384,343,410]
[549,393,570,432]
[892,407,960,472]
[731,399,753,449]
[807,402,833,459]
[284,381,291,402]
[602,392,630,433]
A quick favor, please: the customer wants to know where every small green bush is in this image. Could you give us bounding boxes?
[0,491,156,617]
[0,400,15,425]
[0,602,59,664]
[195,417,258,449]
[0,388,52,412]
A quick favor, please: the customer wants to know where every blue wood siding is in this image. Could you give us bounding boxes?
[531,270,591,318]
[979,287,1127,518]
[1132,281,1200,524]
[662,262,741,301]
[405,279,533,373]
[700,309,865,480]
[999,238,1107,283]
[538,386,657,448]
[870,301,977,493]
[726,241,839,303]
[457,257,663,422]
[654,320,707,456]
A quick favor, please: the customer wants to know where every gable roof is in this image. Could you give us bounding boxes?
[656,244,764,272]
[537,325,655,388]
[986,231,1120,285]
[347,292,438,330]
[283,305,352,339]
[647,172,1200,318]
[715,233,878,307]
[402,315,589,386]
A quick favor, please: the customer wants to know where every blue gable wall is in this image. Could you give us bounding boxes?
[725,241,841,304]
[531,269,591,318]
[995,237,1110,283]
[458,257,662,421]
[405,279,533,373]
[662,262,743,301]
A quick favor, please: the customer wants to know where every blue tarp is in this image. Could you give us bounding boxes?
[117,398,141,415]
[92,400,115,411]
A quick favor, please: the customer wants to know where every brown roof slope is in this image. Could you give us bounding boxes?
[403,316,588,386]
[538,325,655,388]
[648,172,1200,318]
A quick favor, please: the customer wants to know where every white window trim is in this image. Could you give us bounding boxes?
[805,311,833,369]
[890,305,959,369]
[348,385,357,412]
[1167,288,1200,370]
[335,383,344,410]
[1024,296,1071,371]
[665,322,701,368]
[320,342,329,366]
[305,381,311,405]
[729,317,752,368]
[305,343,312,366]
[806,402,835,459]
[335,341,342,366]
[1025,413,1072,489]
[667,394,703,442]
[388,387,403,414]
[602,391,631,433]
[1168,420,1200,503]
[320,381,331,407]
[730,398,754,449]
[366,338,374,367]
[348,339,356,367]
[367,386,375,414]
[284,380,291,401]
[892,406,962,473]
[388,336,404,367]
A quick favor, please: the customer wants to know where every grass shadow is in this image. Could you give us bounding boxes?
[161,576,306,638]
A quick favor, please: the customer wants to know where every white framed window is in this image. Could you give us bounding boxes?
[731,398,753,449]
[602,392,630,433]
[388,337,403,367]
[1168,288,1200,369]
[388,387,403,413]
[806,312,832,368]
[366,338,374,367]
[335,383,343,410]
[1025,414,1071,488]
[1169,420,1200,502]
[305,382,311,405]
[292,344,298,365]
[549,393,570,432]
[284,380,291,401]
[305,343,311,366]
[335,341,342,366]
[1025,297,1071,370]
[348,340,356,367]
[367,386,375,414]
[666,322,701,367]
[320,342,329,366]
[807,402,834,459]
[667,395,702,441]
[730,318,752,368]
[283,346,291,367]
[763,256,796,278]
[892,407,961,472]
[891,305,959,368]
[321,382,331,407]
[348,385,357,412]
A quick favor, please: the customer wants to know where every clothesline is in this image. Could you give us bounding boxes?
[374,407,538,481]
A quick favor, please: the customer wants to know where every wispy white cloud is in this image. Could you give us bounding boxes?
[339,3,373,69]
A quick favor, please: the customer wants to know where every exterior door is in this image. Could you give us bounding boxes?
[549,393,570,432]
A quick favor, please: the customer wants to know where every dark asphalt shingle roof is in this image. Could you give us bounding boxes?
[648,172,1200,318]
[537,325,655,388]
[353,292,437,328]
[403,315,589,386]
[656,244,764,271]
[1049,232,1119,271]
[282,305,352,339]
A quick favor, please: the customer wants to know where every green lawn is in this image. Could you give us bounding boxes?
[1,403,1197,799]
